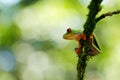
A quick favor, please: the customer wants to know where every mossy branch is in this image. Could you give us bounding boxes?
[77,0,120,80]
[83,0,103,36]
[76,0,120,80]
[77,0,103,80]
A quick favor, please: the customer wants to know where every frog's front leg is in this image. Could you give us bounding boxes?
[74,42,83,54]
[74,34,86,54]
[89,34,94,45]
[80,34,87,41]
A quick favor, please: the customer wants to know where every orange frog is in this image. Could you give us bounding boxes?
[63,28,101,56]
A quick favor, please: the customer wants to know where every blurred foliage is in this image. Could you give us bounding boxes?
[0,0,120,80]
[0,24,21,47]
[26,40,56,51]
[19,0,40,7]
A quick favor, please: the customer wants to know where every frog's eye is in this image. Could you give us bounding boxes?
[67,28,71,33]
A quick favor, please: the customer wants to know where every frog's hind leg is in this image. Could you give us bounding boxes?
[88,34,100,56]
[87,45,100,56]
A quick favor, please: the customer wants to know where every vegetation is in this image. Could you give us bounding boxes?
[0,0,120,80]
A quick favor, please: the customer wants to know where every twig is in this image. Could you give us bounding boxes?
[96,10,120,23]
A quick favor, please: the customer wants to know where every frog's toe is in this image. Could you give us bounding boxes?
[74,48,80,54]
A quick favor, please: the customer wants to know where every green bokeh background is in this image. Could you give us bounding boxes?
[0,0,120,80]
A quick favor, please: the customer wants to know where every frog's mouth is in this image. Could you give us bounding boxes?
[64,36,74,40]
[63,34,79,40]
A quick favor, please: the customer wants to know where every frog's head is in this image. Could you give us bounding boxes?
[63,28,82,41]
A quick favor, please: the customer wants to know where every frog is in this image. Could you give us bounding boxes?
[63,28,101,56]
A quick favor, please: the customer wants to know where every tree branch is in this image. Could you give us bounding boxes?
[83,0,103,36]
[77,0,103,80]
[95,10,120,23]
[76,0,120,80]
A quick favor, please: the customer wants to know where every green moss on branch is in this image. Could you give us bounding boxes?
[77,0,103,80]
[83,0,103,36]
[77,0,120,80]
